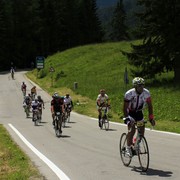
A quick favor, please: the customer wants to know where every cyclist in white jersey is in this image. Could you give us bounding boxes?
[64,93,73,111]
[123,77,155,156]
[96,89,110,127]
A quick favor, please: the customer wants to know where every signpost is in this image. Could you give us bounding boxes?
[49,66,55,87]
[36,56,45,69]
[124,67,129,91]
[36,56,45,78]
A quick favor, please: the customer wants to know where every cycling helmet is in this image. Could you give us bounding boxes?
[53,92,59,99]
[37,95,41,99]
[132,77,145,86]
[100,89,105,93]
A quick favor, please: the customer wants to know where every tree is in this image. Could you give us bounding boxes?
[0,0,8,69]
[78,0,104,44]
[111,0,129,41]
[122,0,180,83]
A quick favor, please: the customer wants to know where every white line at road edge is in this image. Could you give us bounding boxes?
[90,117,180,136]
[8,123,70,180]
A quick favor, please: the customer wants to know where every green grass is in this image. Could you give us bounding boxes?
[27,41,180,133]
[0,125,44,179]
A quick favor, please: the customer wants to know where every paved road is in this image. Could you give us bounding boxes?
[0,70,180,180]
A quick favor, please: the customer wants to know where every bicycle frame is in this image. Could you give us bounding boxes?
[119,120,150,172]
[65,104,71,123]
[100,106,109,130]
[32,109,40,126]
[54,112,62,137]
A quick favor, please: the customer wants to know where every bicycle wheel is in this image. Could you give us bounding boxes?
[62,115,66,128]
[33,113,38,126]
[137,136,149,172]
[119,133,132,166]
[104,118,109,131]
[67,111,70,123]
[34,118,38,126]
[100,119,103,129]
[55,119,60,137]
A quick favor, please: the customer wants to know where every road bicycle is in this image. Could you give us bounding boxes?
[11,72,14,80]
[23,104,30,118]
[65,104,71,123]
[22,89,26,97]
[62,113,66,128]
[54,112,62,137]
[99,106,110,131]
[32,109,40,126]
[119,119,149,172]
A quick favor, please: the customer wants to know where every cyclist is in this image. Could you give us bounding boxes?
[37,95,45,120]
[96,89,110,128]
[31,98,40,121]
[10,67,15,79]
[31,86,37,100]
[123,77,155,157]
[21,82,27,96]
[23,95,31,117]
[64,93,73,113]
[51,92,65,133]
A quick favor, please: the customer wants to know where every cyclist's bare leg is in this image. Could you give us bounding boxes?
[98,109,102,120]
[52,113,55,125]
[127,124,136,146]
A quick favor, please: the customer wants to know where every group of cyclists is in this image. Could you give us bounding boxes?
[22,84,45,121]
[21,82,73,133]
[21,76,156,150]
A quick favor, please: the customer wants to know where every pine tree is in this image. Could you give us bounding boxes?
[111,0,129,41]
[78,0,104,44]
[122,0,180,82]
[0,0,8,69]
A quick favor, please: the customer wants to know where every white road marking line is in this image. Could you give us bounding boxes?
[90,118,180,136]
[8,123,70,180]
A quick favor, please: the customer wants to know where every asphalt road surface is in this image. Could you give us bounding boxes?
[0,70,180,180]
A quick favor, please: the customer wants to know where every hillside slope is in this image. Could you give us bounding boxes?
[27,41,180,133]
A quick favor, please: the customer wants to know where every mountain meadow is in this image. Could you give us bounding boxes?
[27,41,180,133]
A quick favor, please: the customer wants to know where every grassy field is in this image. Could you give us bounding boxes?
[26,41,180,133]
[0,125,44,179]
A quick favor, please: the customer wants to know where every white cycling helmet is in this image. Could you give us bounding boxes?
[132,77,145,86]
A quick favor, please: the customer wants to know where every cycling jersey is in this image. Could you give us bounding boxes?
[24,97,31,106]
[31,101,39,110]
[96,94,109,106]
[10,68,15,74]
[21,84,26,90]
[31,87,36,94]
[51,98,64,112]
[124,88,151,112]
[64,96,72,105]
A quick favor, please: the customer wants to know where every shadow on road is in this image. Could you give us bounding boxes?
[39,121,48,124]
[59,135,71,138]
[63,126,72,128]
[145,168,173,177]
[67,121,76,124]
[106,128,117,131]
[131,166,173,177]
